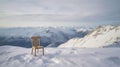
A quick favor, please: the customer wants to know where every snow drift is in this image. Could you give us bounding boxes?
[59,25,120,48]
[0,46,120,67]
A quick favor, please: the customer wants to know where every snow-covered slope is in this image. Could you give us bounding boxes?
[59,25,120,48]
[1,46,120,67]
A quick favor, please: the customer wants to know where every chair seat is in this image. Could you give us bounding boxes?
[33,46,44,49]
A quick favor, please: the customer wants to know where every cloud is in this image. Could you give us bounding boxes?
[0,0,120,27]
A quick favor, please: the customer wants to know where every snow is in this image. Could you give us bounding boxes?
[59,25,120,48]
[0,46,120,67]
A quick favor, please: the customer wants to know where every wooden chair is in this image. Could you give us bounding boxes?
[31,36,44,56]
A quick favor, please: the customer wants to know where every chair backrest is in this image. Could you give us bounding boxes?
[31,36,41,47]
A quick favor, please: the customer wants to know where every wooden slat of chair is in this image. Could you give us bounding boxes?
[31,36,44,56]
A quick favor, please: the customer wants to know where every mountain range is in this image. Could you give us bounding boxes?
[0,26,91,47]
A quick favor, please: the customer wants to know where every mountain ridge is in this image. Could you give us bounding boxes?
[59,25,120,48]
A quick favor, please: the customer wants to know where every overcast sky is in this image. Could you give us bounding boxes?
[0,0,120,27]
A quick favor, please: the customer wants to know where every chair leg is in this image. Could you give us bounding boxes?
[32,47,44,56]
[37,49,39,53]
[34,48,36,56]
[31,48,33,55]
[42,47,44,56]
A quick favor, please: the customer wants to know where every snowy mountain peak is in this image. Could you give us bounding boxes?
[89,25,114,37]
[59,25,120,48]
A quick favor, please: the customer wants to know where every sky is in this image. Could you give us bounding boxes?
[0,0,120,27]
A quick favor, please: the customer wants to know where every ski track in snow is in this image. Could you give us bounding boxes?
[0,46,120,67]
